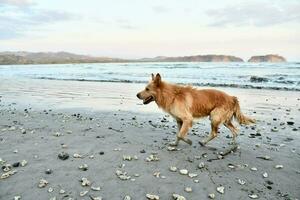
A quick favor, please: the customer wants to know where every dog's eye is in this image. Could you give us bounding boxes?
[146,88,149,91]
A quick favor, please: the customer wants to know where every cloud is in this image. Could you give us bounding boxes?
[152,5,169,13]
[0,0,34,7]
[115,19,138,30]
[206,2,300,27]
[0,2,79,39]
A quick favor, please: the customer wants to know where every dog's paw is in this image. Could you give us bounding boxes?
[186,138,193,145]
[169,141,178,146]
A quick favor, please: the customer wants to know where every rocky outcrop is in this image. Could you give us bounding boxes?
[140,55,244,62]
[248,54,286,63]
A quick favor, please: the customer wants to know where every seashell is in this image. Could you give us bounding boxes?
[275,165,283,169]
[237,179,246,185]
[78,164,88,171]
[58,152,69,160]
[146,194,159,200]
[79,190,88,196]
[80,177,91,186]
[169,166,177,172]
[248,194,259,199]
[48,187,54,193]
[198,162,205,169]
[216,186,225,194]
[227,164,235,169]
[38,178,48,188]
[73,153,82,158]
[53,132,62,137]
[208,193,215,199]
[188,173,198,178]
[91,186,101,191]
[124,196,131,200]
[59,189,65,194]
[250,167,257,171]
[262,172,268,178]
[1,170,17,179]
[14,196,21,200]
[123,155,132,161]
[2,164,12,172]
[179,169,188,175]
[172,193,186,200]
[146,154,159,162]
[20,160,27,167]
[153,171,161,178]
[184,187,192,193]
[90,196,102,200]
[167,146,178,151]
[194,179,199,183]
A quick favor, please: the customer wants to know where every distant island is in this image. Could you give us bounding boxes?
[248,54,286,62]
[0,51,287,65]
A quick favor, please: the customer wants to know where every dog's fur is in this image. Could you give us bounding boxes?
[137,73,255,146]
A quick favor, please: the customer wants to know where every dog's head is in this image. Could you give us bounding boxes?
[136,73,162,104]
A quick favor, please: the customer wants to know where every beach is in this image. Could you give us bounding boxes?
[0,78,299,200]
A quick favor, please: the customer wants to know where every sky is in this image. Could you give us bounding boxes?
[0,0,300,61]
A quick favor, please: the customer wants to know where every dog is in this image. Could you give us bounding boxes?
[137,73,255,146]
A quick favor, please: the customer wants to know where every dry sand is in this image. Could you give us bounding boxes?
[0,79,299,200]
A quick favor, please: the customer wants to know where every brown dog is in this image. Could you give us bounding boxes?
[137,73,255,146]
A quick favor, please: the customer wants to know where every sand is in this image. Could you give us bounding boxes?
[0,79,299,200]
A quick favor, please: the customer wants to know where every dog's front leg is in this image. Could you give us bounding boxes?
[170,119,193,146]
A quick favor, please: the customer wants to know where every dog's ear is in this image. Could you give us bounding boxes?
[154,73,161,85]
[151,73,155,81]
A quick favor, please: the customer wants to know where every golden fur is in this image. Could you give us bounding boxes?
[137,73,255,146]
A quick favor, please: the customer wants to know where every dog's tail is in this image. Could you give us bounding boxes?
[233,97,255,125]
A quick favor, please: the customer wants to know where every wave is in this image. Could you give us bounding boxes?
[36,77,300,91]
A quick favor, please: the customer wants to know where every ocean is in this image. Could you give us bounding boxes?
[1,62,299,91]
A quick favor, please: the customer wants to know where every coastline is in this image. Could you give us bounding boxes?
[0,79,299,199]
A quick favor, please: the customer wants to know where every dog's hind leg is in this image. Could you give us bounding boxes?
[170,119,183,146]
[224,120,238,144]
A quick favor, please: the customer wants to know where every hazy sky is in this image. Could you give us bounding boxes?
[0,0,300,60]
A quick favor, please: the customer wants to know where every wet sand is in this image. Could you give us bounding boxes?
[0,79,299,200]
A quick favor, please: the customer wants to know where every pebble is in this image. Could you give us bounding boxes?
[208,193,215,199]
[216,186,225,194]
[20,160,27,167]
[179,169,188,175]
[91,186,101,191]
[79,190,88,196]
[198,162,205,169]
[59,189,65,194]
[262,172,268,178]
[146,154,160,162]
[90,196,102,200]
[146,194,159,200]
[78,164,88,171]
[169,166,177,172]
[14,196,21,200]
[184,187,192,193]
[237,179,246,185]
[123,195,131,200]
[58,152,69,160]
[188,173,198,178]
[53,132,62,137]
[45,169,52,174]
[48,187,54,193]
[172,194,186,200]
[38,179,48,188]
[275,165,283,169]
[0,170,17,179]
[80,177,91,186]
[116,170,131,180]
[123,155,132,161]
[248,194,259,199]
[250,167,258,171]
[73,153,82,158]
